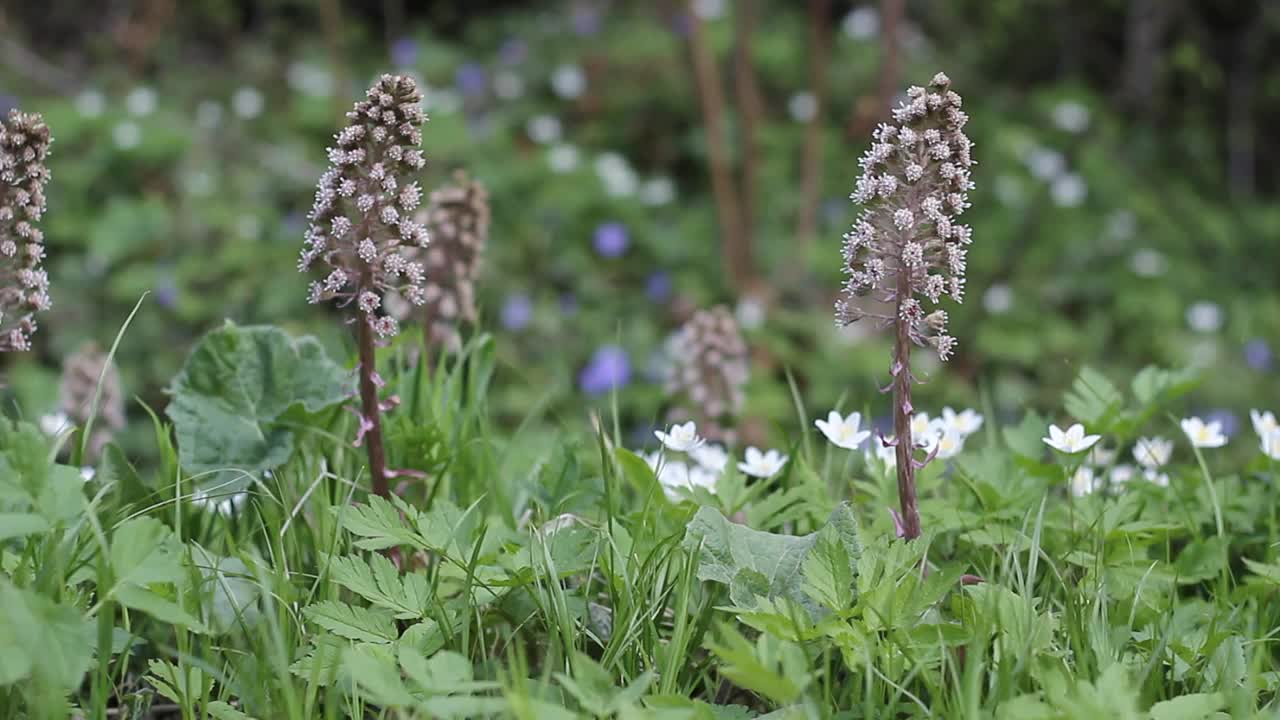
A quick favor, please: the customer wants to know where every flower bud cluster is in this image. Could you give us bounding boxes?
[664,306,749,439]
[0,110,53,352]
[417,170,490,352]
[60,341,125,459]
[299,74,430,338]
[835,73,974,361]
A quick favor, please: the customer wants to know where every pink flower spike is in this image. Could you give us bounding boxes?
[352,412,375,447]
[387,467,428,480]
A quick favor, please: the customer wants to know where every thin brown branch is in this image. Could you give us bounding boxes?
[795,0,832,245]
[686,7,753,293]
[732,0,764,264]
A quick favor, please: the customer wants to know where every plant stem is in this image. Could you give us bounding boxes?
[357,312,389,498]
[1191,444,1224,539]
[892,277,921,540]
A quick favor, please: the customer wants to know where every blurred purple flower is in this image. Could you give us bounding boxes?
[499,38,528,65]
[669,12,693,38]
[154,278,179,309]
[390,37,418,68]
[1245,338,1272,371]
[645,271,672,302]
[593,222,629,258]
[579,345,631,395]
[501,293,533,331]
[572,5,603,36]
[456,63,488,97]
[1204,409,1240,437]
[559,292,578,316]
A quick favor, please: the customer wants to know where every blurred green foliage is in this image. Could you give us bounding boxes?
[0,1,1276,460]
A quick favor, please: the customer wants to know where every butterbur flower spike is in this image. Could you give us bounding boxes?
[412,170,491,354]
[301,74,430,498]
[663,306,749,443]
[0,109,53,352]
[835,73,974,540]
[60,341,125,460]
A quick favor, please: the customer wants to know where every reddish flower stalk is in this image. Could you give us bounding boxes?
[299,75,430,498]
[835,73,974,539]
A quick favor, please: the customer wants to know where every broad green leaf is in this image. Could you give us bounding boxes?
[116,585,207,632]
[303,600,398,643]
[0,512,49,541]
[166,322,351,483]
[801,525,855,611]
[343,643,416,707]
[682,502,859,614]
[1148,693,1224,720]
[208,701,259,720]
[110,516,184,587]
[0,580,94,689]
[1242,558,1280,585]
[705,623,810,705]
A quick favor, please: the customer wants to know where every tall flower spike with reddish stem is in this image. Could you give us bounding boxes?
[835,73,974,540]
[300,74,430,498]
[0,109,53,353]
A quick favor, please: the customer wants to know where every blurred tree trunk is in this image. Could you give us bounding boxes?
[795,0,831,246]
[1121,0,1177,115]
[733,0,764,267]
[1227,14,1267,198]
[878,0,904,117]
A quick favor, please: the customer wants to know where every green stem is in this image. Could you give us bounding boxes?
[1191,444,1225,539]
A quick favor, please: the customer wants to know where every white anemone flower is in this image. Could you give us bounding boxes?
[815,410,872,450]
[737,447,787,479]
[1043,423,1101,454]
[1180,417,1227,449]
[654,421,704,453]
[1133,436,1173,468]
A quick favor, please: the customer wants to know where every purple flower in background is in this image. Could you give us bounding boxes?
[669,12,693,38]
[499,38,528,65]
[593,222,629,258]
[391,37,418,68]
[645,271,672,302]
[559,292,578,316]
[154,277,179,309]
[501,293,533,331]
[579,345,631,395]
[456,63,488,98]
[1203,409,1240,437]
[1245,338,1272,371]
[572,4,603,36]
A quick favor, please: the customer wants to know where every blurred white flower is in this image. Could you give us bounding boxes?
[215,492,247,517]
[1133,436,1173,468]
[788,92,818,123]
[126,86,157,116]
[815,410,871,450]
[75,89,105,118]
[232,86,265,118]
[1050,173,1087,207]
[940,407,984,438]
[112,121,141,150]
[1185,301,1223,334]
[1261,429,1280,461]
[910,412,942,446]
[1088,444,1118,467]
[1070,466,1100,497]
[526,114,562,144]
[932,429,965,459]
[542,513,581,533]
[690,443,728,473]
[423,86,461,114]
[1051,101,1090,133]
[196,100,224,129]
[869,437,897,469]
[1109,464,1136,488]
[39,412,72,437]
[1105,210,1137,241]
[1130,248,1168,278]
[79,466,96,483]
[1180,417,1227,449]
[692,0,726,20]
[1143,468,1170,487]
[494,71,525,100]
[655,421,704,452]
[1024,147,1064,181]
[287,62,334,97]
[1251,409,1278,439]
[688,466,719,492]
[594,152,638,197]
[1043,423,1101,454]
[738,447,787,478]
[548,144,580,173]
[735,296,766,330]
[841,7,879,39]
[983,284,1013,314]
[640,177,676,206]
[551,64,586,99]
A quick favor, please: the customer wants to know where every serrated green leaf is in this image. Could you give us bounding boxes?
[1148,693,1225,720]
[165,322,351,484]
[1064,366,1123,428]
[801,525,855,611]
[146,659,212,706]
[337,496,422,550]
[208,701,258,720]
[304,600,397,643]
[111,516,184,587]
